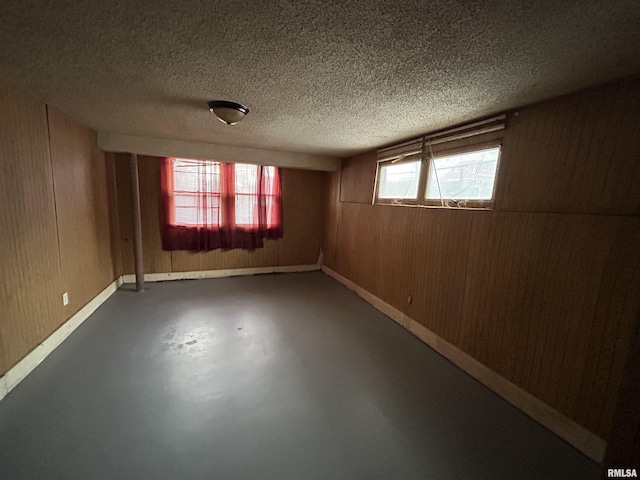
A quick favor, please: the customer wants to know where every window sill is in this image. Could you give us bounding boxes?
[374,200,494,210]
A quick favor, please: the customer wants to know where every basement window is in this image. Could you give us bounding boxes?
[173,159,221,226]
[377,158,422,200]
[425,147,500,205]
[374,115,505,208]
[171,159,279,228]
[161,158,283,251]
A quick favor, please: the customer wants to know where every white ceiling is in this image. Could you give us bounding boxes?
[0,0,639,160]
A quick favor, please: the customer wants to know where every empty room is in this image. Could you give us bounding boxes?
[1,1,639,479]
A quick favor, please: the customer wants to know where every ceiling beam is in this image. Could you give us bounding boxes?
[97,132,342,171]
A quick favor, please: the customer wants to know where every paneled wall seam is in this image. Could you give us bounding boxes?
[106,153,123,277]
[0,84,64,374]
[44,105,64,283]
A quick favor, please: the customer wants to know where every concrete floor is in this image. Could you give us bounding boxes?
[0,272,600,479]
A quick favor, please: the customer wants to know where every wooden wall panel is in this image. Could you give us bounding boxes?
[340,150,376,204]
[585,218,640,438]
[115,158,325,274]
[334,203,380,292]
[335,204,476,345]
[605,308,640,467]
[278,168,324,265]
[48,109,119,318]
[114,153,135,274]
[462,214,640,439]
[1,84,120,376]
[137,156,173,273]
[0,85,62,374]
[325,76,640,444]
[322,171,340,269]
[496,77,640,215]
[104,152,122,277]
[0,329,4,376]
[171,240,282,272]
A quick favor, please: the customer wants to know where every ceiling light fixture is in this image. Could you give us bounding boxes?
[208,100,250,125]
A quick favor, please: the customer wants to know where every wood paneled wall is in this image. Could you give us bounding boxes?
[113,155,325,274]
[48,109,120,316]
[605,310,640,466]
[0,85,63,374]
[0,83,120,376]
[324,77,640,443]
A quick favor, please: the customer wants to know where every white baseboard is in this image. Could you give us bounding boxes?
[0,277,123,402]
[121,264,321,284]
[321,265,606,464]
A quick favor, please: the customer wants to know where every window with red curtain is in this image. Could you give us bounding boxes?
[160,158,283,251]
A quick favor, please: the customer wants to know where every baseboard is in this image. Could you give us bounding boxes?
[321,265,606,464]
[0,276,123,402]
[121,264,321,284]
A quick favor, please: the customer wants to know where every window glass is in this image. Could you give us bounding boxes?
[378,160,421,199]
[174,159,220,193]
[235,163,257,194]
[426,147,500,200]
[163,158,283,250]
[174,195,220,225]
[173,159,221,226]
[171,160,280,228]
[235,164,257,225]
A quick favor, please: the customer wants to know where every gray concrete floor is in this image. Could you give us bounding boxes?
[0,272,601,479]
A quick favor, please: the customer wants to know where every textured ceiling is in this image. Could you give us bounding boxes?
[0,0,639,157]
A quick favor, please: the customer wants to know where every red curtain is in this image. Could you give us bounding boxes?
[160,158,283,251]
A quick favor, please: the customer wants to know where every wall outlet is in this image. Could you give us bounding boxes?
[62,292,69,306]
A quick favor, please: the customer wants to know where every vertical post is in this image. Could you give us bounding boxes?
[129,153,145,292]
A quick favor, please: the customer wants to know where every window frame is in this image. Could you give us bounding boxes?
[373,153,426,206]
[374,141,502,209]
[168,158,280,231]
[232,163,279,229]
[171,159,222,227]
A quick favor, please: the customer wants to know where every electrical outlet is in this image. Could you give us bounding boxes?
[62,292,69,306]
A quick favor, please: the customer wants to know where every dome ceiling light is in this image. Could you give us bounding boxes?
[208,100,250,125]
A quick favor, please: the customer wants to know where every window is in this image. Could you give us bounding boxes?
[374,115,505,208]
[172,159,221,226]
[425,147,500,202]
[161,158,283,251]
[377,159,421,200]
[233,163,279,228]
